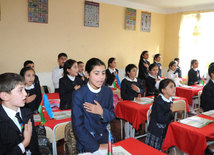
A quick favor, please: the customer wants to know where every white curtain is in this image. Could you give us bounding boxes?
[179,12,214,77]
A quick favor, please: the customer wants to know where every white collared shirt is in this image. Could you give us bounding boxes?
[87,82,101,93]
[78,72,85,77]
[125,76,137,82]
[25,84,34,90]
[160,94,173,103]
[193,68,198,72]
[108,68,116,74]
[52,65,63,89]
[2,105,25,153]
[67,75,75,81]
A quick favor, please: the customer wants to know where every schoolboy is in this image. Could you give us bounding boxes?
[52,53,68,93]
[0,73,40,155]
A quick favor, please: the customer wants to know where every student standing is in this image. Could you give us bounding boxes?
[72,58,115,153]
[77,61,88,85]
[188,59,201,85]
[0,73,40,155]
[138,51,150,80]
[105,57,119,86]
[59,59,83,110]
[174,58,182,78]
[153,54,162,77]
[20,67,42,114]
[121,64,145,100]
[145,79,175,150]
[52,53,68,93]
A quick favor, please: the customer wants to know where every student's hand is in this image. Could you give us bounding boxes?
[193,82,198,85]
[143,63,149,68]
[98,144,108,150]
[114,71,117,76]
[74,85,80,90]
[25,94,36,103]
[155,78,160,82]
[22,119,32,148]
[84,100,103,116]
[131,84,139,92]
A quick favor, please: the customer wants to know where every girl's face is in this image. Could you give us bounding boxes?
[162,82,176,99]
[110,60,116,69]
[149,66,158,77]
[88,65,106,90]
[143,52,149,60]
[192,61,199,69]
[128,67,137,79]
[78,63,84,73]
[67,62,78,76]
[155,56,161,62]
[24,70,35,87]
[170,64,177,71]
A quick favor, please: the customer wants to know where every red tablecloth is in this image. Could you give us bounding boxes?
[162,114,214,155]
[115,97,189,130]
[34,110,71,129]
[176,85,203,106]
[46,93,60,99]
[114,138,166,154]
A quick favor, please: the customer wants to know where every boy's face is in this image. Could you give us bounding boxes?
[78,63,84,73]
[58,56,67,67]
[1,84,27,111]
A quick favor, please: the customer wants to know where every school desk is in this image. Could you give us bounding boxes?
[114,96,189,139]
[162,114,214,155]
[176,85,203,106]
[114,138,166,155]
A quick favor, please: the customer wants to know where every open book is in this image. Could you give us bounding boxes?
[134,97,153,105]
[202,110,214,118]
[179,116,214,128]
[180,85,195,89]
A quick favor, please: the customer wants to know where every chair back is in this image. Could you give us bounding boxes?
[172,100,186,112]
[145,105,152,132]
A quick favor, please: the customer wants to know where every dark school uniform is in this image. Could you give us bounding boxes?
[138,59,150,80]
[105,68,119,86]
[188,68,201,85]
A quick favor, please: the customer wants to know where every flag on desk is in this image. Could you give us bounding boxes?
[38,94,54,124]
[112,74,121,90]
[200,76,205,86]
[107,125,113,155]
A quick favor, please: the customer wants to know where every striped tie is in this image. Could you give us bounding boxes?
[15,112,24,132]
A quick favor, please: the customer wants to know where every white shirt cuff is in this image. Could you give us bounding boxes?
[137,88,140,93]
[18,143,25,154]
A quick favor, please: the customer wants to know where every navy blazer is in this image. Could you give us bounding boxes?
[148,95,172,137]
[0,105,40,155]
[201,79,214,111]
[145,76,158,96]
[138,59,150,80]
[72,85,115,153]
[121,78,145,100]
[188,68,201,85]
[59,75,83,110]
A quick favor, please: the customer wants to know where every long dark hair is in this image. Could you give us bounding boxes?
[168,61,176,72]
[20,67,35,77]
[63,59,77,76]
[153,54,160,62]
[139,50,148,63]
[159,79,175,94]
[108,57,115,68]
[190,59,197,68]
[85,58,106,75]
[125,64,137,77]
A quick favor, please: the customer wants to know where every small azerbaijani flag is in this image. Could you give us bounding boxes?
[112,74,121,90]
[107,125,113,155]
[200,76,205,86]
[38,94,54,124]
[20,122,24,130]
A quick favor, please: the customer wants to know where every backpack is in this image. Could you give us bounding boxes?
[64,122,77,155]
[35,125,52,155]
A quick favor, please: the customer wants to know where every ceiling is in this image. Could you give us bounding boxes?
[93,0,214,14]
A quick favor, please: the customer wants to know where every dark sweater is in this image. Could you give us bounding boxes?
[138,59,150,80]
[188,68,201,85]
[105,68,119,86]
[146,76,158,96]
[121,78,145,100]
[201,79,214,111]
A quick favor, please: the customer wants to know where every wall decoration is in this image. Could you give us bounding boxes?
[84,1,99,27]
[28,0,48,23]
[125,8,136,30]
[141,12,151,32]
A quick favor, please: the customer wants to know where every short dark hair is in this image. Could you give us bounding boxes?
[23,60,34,67]
[159,78,175,94]
[20,67,35,77]
[149,63,158,71]
[174,58,180,61]
[108,57,115,68]
[153,54,160,61]
[63,59,77,75]
[125,64,137,77]
[0,73,25,93]
[208,63,214,77]
[77,61,84,65]
[58,53,67,59]
[85,58,106,74]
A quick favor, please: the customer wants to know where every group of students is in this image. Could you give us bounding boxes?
[1,50,214,154]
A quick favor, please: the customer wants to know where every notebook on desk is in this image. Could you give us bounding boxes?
[179,116,214,128]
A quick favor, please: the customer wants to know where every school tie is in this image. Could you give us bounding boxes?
[15,112,24,132]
